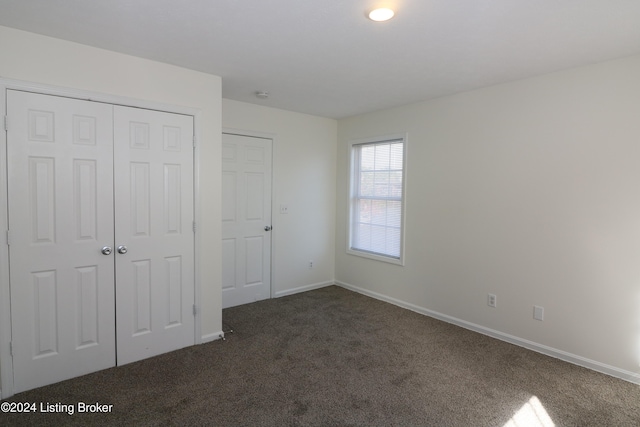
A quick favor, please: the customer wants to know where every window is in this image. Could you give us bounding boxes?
[348,134,406,265]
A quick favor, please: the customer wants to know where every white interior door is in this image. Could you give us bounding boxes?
[114,106,195,365]
[221,133,272,309]
[7,90,116,393]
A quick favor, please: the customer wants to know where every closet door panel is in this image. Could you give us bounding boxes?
[114,106,195,365]
[7,90,116,393]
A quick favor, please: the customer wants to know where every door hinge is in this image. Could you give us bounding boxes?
[9,341,13,357]
[4,115,7,131]
[6,230,10,246]
[193,304,197,316]
[192,221,196,233]
[193,135,196,148]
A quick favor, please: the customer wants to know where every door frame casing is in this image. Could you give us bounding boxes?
[222,128,275,301]
[0,78,203,399]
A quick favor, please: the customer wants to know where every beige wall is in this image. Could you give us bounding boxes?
[222,99,337,296]
[0,26,223,352]
[336,54,640,381]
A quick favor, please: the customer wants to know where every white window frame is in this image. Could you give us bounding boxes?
[347,133,407,265]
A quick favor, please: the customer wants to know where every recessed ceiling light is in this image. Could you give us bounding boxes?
[369,8,395,22]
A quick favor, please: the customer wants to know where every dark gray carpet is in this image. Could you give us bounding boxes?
[2,285,639,426]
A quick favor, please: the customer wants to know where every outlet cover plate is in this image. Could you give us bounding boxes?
[488,294,497,308]
[534,305,544,321]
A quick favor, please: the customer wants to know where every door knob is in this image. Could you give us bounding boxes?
[117,245,128,254]
[101,246,112,255]
[264,226,272,231]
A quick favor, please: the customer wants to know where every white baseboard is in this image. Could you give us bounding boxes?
[201,330,225,344]
[274,280,334,298]
[335,281,640,385]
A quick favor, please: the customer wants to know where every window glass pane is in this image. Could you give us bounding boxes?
[387,201,401,228]
[358,199,372,223]
[370,225,386,254]
[361,145,375,171]
[374,144,391,170]
[360,171,375,197]
[386,227,401,257]
[390,171,402,198]
[373,171,390,197]
[356,223,371,249]
[390,143,403,170]
[371,200,387,226]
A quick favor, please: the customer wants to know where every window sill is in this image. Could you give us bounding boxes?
[346,248,404,266]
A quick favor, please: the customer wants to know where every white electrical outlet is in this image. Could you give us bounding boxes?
[309,260,314,269]
[280,204,289,214]
[534,305,544,321]
[488,294,497,308]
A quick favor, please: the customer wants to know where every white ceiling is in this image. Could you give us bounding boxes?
[1,1,640,119]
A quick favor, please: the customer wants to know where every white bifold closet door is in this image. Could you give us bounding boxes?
[113,105,195,365]
[7,90,194,393]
